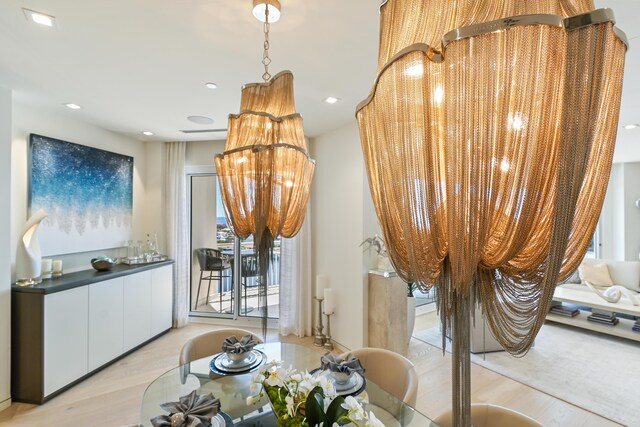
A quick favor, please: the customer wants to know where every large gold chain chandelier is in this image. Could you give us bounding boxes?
[356,0,627,425]
[215,0,314,335]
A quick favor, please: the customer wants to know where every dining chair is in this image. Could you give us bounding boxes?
[433,403,543,427]
[240,253,260,314]
[342,347,418,407]
[179,328,263,365]
[194,248,232,311]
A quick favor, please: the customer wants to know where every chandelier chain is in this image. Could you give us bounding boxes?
[262,6,271,81]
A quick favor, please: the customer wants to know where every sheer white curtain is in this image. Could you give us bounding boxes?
[279,209,313,337]
[166,141,189,327]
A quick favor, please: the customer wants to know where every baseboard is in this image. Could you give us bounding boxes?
[0,396,11,412]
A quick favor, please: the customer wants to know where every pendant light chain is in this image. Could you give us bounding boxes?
[262,6,271,82]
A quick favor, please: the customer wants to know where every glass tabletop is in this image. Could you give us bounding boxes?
[140,342,438,426]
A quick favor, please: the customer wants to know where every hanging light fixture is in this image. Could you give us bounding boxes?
[357,0,626,425]
[215,1,314,335]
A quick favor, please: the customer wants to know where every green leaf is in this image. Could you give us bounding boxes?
[305,387,328,426]
[326,396,348,423]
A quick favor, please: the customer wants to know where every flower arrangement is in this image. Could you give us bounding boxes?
[248,360,384,427]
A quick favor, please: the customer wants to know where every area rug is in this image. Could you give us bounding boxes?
[413,323,640,427]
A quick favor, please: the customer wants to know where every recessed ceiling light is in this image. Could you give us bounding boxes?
[142,131,154,136]
[205,82,218,89]
[624,124,639,130]
[252,0,281,23]
[23,8,55,27]
[324,96,340,104]
[64,103,81,110]
[188,115,214,125]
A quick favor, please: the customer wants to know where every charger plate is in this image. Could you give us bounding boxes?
[210,350,266,375]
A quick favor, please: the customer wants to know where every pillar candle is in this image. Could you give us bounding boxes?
[52,259,63,275]
[316,274,329,299]
[41,258,52,273]
[323,288,335,315]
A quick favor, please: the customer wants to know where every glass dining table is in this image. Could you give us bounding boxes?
[140,342,438,426]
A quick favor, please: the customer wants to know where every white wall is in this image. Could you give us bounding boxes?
[311,122,365,350]
[143,141,167,254]
[185,140,226,167]
[600,162,640,261]
[11,103,151,275]
[0,87,12,411]
[622,163,640,260]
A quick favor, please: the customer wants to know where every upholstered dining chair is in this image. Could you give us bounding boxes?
[341,347,418,407]
[179,328,263,365]
[433,403,543,427]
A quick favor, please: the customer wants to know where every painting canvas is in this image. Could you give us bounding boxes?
[28,134,133,256]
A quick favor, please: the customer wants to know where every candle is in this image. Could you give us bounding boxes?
[41,259,52,279]
[52,260,63,277]
[323,288,335,315]
[316,274,329,300]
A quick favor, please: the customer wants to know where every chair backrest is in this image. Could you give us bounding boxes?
[342,347,418,407]
[241,254,259,277]
[195,248,230,271]
[179,328,263,365]
[433,403,543,427]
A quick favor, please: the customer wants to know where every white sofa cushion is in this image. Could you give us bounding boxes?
[580,258,640,293]
[578,262,613,287]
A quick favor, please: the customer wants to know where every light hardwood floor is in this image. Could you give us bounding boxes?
[0,316,621,427]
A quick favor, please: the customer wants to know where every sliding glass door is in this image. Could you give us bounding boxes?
[188,173,280,319]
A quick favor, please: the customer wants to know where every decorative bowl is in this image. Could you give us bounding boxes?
[91,257,116,271]
[225,351,250,364]
[330,371,351,385]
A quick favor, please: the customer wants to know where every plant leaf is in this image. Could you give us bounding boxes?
[305,386,328,426]
[326,395,348,423]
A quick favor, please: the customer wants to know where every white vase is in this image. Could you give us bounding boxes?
[376,254,393,271]
[15,209,48,285]
[407,296,416,339]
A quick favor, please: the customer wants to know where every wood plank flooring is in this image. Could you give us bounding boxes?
[0,316,621,427]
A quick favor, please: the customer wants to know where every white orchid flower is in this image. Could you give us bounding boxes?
[246,395,260,406]
[366,411,384,427]
[285,394,296,417]
[341,395,366,421]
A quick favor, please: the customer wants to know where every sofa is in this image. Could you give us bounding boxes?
[559,258,640,297]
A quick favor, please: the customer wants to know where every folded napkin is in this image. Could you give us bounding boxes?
[221,334,258,354]
[320,352,365,375]
[150,390,221,427]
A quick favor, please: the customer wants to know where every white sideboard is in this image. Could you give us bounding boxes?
[12,261,174,403]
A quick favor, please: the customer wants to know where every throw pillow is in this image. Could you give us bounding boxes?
[579,262,613,287]
[563,269,581,284]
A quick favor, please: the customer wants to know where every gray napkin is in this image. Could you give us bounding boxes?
[320,352,365,375]
[150,390,221,427]
[221,334,258,354]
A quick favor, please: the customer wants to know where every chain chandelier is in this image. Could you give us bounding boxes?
[215,1,314,335]
[356,0,627,425]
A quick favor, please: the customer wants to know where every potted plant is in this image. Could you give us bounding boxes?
[248,361,384,426]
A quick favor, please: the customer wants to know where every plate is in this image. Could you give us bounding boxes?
[334,372,366,396]
[213,411,234,427]
[210,350,265,375]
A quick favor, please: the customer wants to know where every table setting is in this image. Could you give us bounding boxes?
[142,341,434,427]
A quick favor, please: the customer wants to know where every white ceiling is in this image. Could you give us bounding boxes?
[0,0,639,156]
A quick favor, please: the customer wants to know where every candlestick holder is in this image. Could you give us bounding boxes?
[314,297,326,347]
[323,312,334,351]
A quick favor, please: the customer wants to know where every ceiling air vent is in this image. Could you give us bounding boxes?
[179,128,228,134]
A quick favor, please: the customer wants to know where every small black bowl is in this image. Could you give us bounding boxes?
[91,257,115,271]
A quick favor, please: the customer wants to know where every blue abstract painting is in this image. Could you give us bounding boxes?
[29,134,133,255]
